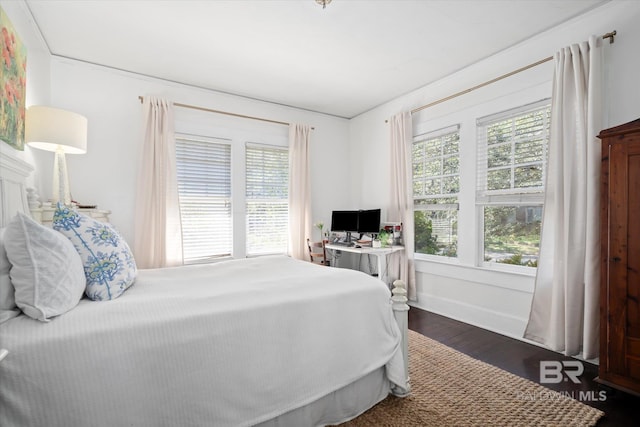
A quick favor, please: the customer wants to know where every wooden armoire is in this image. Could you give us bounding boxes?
[598,118,640,396]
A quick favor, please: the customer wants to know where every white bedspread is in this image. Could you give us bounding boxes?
[0,256,405,427]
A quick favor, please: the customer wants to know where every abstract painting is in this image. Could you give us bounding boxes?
[0,5,27,151]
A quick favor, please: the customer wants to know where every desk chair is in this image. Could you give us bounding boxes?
[307,238,330,266]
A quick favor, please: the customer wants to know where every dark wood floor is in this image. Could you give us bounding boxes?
[408,307,640,426]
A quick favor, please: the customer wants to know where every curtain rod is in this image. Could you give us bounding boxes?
[386,30,617,122]
[138,96,314,130]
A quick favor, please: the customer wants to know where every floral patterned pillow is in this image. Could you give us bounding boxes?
[53,204,137,301]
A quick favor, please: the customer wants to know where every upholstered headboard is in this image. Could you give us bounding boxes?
[0,149,33,227]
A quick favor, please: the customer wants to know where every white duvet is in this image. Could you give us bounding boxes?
[0,256,406,427]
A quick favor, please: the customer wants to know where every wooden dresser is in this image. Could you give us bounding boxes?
[598,118,640,396]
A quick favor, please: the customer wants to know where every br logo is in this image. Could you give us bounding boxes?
[540,361,584,384]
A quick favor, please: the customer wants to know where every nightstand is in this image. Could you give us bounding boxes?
[30,205,111,226]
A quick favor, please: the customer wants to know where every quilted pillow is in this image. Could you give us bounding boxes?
[4,213,86,321]
[53,204,137,301]
[0,228,21,324]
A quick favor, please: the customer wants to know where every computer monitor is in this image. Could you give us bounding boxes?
[357,209,381,234]
[330,210,358,232]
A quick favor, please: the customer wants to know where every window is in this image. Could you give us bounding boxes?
[412,125,459,257]
[476,100,551,267]
[176,135,232,263]
[245,143,289,255]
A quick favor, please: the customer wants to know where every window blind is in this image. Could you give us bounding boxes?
[476,99,551,205]
[413,124,460,207]
[412,125,460,257]
[245,143,289,256]
[176,135,232,263]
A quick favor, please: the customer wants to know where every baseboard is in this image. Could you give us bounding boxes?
[410,291,602,364]
[411,292,531,342]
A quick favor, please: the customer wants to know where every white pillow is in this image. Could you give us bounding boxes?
[4,213,86,321]
[0,228,21,324]
[52,204,137,301]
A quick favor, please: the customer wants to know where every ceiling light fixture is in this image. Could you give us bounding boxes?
[315,0,332,9]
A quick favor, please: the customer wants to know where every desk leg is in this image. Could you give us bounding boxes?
[329,249,338,268]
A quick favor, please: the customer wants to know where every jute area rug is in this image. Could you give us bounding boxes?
[342,330,604,427]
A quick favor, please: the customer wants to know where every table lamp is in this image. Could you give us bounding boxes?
[25,106,87,206]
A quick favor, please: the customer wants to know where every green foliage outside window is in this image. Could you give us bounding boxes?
[415,210,457,257]
[483,206,541,267]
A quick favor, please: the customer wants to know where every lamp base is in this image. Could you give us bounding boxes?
[53,147,72,206]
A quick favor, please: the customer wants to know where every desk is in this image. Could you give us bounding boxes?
[324,244,404,286]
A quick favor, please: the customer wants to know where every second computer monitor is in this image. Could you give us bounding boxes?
[357,209,381,234]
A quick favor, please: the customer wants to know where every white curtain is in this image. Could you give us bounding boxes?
[524,36,602,359]
[134,96,183,269]
[288,124,312,260]
[389,112,416,300]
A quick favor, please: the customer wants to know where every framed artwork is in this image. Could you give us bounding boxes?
[0,5,27,151]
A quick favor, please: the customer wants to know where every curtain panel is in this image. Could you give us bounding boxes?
[524,36,603,359]
[288,124,312,260]
[134,96,183,268]
[389,112,417,301]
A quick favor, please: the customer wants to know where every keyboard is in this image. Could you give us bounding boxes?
[331,241,355,247]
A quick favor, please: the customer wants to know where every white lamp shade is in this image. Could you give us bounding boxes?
[26,106,88,154]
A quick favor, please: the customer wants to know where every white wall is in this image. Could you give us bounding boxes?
[350,0,640,341]
[38,58,351,245]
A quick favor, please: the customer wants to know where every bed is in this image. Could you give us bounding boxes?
[0,150,410,427]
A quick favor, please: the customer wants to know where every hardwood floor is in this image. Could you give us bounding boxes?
[408,307,640,426]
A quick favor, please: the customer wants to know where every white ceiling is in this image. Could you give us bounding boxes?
[26,0,607,119]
